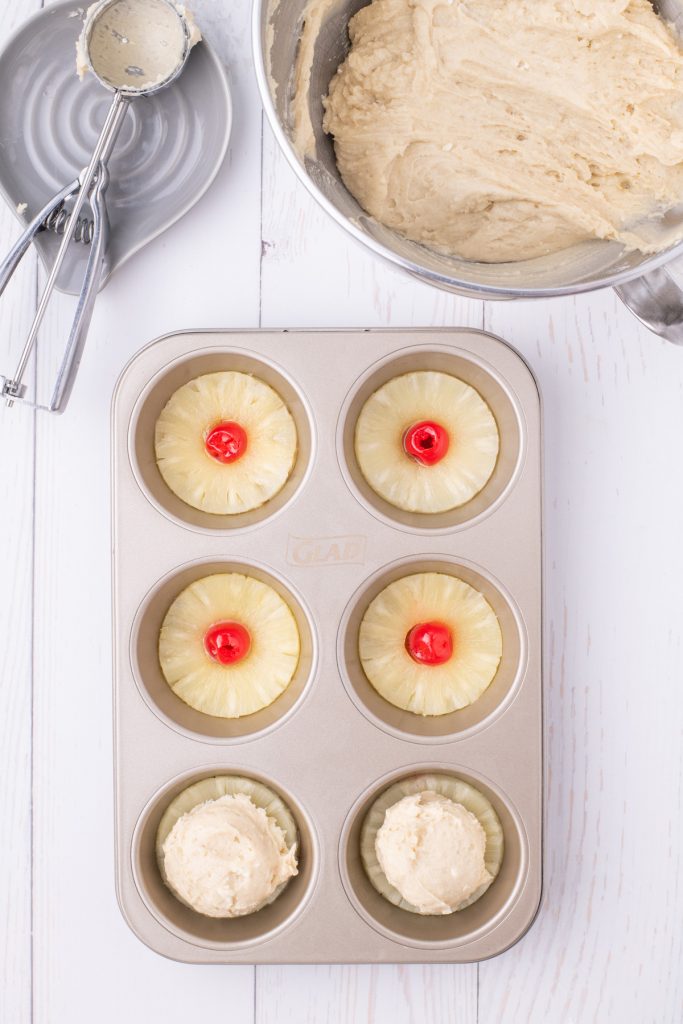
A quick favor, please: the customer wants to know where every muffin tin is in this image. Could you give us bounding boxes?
[112,328,542,963]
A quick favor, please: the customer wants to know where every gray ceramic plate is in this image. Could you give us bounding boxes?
[0,0,231,294]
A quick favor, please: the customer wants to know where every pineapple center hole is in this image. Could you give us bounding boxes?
[405,621,453,665]
[205,421,248,464]
[402,420,450,466]
[204,621,252,665]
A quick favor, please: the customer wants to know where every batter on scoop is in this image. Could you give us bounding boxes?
[304,0,683,262]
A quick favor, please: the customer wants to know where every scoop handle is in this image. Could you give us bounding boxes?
[48,164,110,412]
[615,262,683,345]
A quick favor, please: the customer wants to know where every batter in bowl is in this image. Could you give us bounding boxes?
[305,0,683,262]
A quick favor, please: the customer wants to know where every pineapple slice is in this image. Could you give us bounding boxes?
[155,371,298,515]
[361,773,504,914]
[159,573,300,718]
[354,371,499,513]
[156,775,298,915]
[358,571,502,716]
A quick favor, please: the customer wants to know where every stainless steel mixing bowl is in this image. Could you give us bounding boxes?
[252,0,683,342]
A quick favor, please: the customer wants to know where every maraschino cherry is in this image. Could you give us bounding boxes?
[403,421,449,466]
[204,622,251,665]
[205,421,248,464]
[405,621,453,665]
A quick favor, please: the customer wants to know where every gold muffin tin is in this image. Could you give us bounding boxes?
[112,328,542,963]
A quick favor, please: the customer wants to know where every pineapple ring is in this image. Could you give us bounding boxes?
[360,773,504,914]
[354,370,499,514]
[359,572,502,716]
[159,573,301,718]
[156,775,298,915]
[155,371,298,515]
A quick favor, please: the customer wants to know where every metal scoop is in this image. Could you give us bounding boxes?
[0,0,194,411]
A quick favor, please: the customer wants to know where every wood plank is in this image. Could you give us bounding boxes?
[0,2,42,1019]
[478,291,683,1023]
[258,120,483,1017]
[31,324,250,1021]
[0,191,37,1024]
[28,0,261,1020]
[256,965,477,1024]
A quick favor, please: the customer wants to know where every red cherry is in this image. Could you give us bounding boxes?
[204,621,252,665]
[403,421,449,466]
[405,621,453,666]
[205,421,248,464]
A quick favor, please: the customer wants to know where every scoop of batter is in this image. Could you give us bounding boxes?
[375,791,491,914]
[318,0,683,261]
[162,793,298,918]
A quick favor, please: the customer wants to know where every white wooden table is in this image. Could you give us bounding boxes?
[1,0,682,1021]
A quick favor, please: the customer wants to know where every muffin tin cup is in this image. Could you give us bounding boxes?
[338,555,528,744]
[337,345,526,534]
[339,764,529,950]
[131,765,320,950]
[130,557,318,744]
[112,328,542,964]
[128,347,316,535]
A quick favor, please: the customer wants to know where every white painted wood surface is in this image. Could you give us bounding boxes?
[1,0,682,1021]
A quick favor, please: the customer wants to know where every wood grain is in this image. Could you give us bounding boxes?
[0,199,37,1024]
[255,965,478,1024]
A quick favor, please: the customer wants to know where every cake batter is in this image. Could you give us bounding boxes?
[306,0,683,261]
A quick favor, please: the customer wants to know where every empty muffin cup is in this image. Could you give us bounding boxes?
[132,767,319,949]
[128,346,315,533]
[338,555,526,743]
[337,345,525,533]
[339,765,528,949]
[130,558,318,743]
